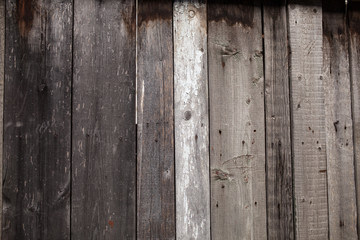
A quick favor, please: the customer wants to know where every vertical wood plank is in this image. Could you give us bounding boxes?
[323,1,358,238]
[263,1,294,239]
[72,0,136,239]
[348,1,360,236]
[208,1,266,239]
[3,0,72,239]
[288,1,329,239]
[137,0,175,239]
[0,1,4,239]
[173,1,210,239]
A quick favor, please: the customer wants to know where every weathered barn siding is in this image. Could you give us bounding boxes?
[1,1,360,239]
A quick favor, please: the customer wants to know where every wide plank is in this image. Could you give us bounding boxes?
[137,0,175,239]
[288,1,329,239]
[208,1,267,239]
[173,1,210,239]
[3,0,72,239]
[263,0,294,239]
[71,0,136,238]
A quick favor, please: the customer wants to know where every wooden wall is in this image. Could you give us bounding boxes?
[1,0,360,239]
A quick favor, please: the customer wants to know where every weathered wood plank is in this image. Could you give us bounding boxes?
[288,1,329,239]
[323,1,358,238]
[208,1,266,239]
[263,1,294,239]
[2,0,72,239]
[72,1,136,239]
[0,1,4,239]
[173,1,210,239]
[348,1,360,236]
[137,0,175,239]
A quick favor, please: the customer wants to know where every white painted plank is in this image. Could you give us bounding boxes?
[173,1,210,239]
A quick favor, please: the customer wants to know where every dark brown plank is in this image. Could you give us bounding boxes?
[71,0,136,239]
[137,0,175,239]
[2,0,72,239]
[263,1,294,239]
[348,1,360,236]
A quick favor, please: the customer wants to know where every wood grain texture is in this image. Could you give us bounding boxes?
[72,0,136,239]
[0,1,4,239]
[173,1,210,239]
[288,1,329,239]
[263,1,294,239]
[137,0,175,239]
[208,1,266,239]
[2,0,72,239]
[348,1,360,236]
[323,1,358,238]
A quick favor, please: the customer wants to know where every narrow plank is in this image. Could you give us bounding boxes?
[137,0,175,239]
[287,1,329,239]
[348,1,360,236]
[173,1,210,239]
[263,1,294,239]
[2,0,72,239]
[208,1,267,239]
[72,0,136,239]
[323,1,358,238]
[0,1,4,239]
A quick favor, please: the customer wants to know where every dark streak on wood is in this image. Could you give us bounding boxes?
[138,0,172,26]
[16,0,36,38]
[137,1,175,239]
[207,0,255,27]
[3,0,72,239]
[263,0,294,239]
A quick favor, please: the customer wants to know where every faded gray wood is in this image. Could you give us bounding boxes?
[72,1,136,239]
[348,1,360,236]
[323,1,358,238]
[173,1,210,239]
[208,1,266,239]
[263,1,294,239]
[137,0,175,239]
[3,0,72,239]
[0,1,4,239]
[288,1,329,239]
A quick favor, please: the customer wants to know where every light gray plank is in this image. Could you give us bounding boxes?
[288,1,329,239]
[348,1,360,237]
[263,1,294,239]
[173,1,210,239]
[208,1,267,239]
[323,1,358,238]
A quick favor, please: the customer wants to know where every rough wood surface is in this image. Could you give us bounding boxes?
[348,1,360,236]
[288,1,329,239]
[323,1,358,239]
[137,0,175,239]
[208,1,267,239]
[173,1,210,239]
[263,1,294,239]
[0,1,4,239]
[72,1,136,239]
[2,0,72,239]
